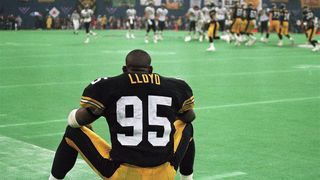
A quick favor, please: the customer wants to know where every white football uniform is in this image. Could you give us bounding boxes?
[156,8,168,22]
[71,11,80,31]
[145,6,155,20]
[126,8,136,22]
[126,8,136,28]
[187,8,196,21]
[202,7,211,24]
[81,9,93,23]
[216,7,227,21]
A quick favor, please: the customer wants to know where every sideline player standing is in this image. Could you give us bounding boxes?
[207,8,219,51]
[202,3,211,41]
[126,5,136,39]
[185,5,203,42]
[145,2,157,43]
[216,3,227,35]
[156,4,168,40]
[48,49,196,180]
[244,3,257,46]
[81,4,96,43]
[259,4,269,42]
[230,2,243,46]
[304,8,320,51]
[279,4,294,45]
[263,3,283,46]
[71,10,80,34]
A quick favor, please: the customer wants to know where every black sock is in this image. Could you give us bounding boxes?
[51,137,78,179]
[266,33,269,38]
[179,139,195,176]
[278,33,283,40]
[310,40,318,47]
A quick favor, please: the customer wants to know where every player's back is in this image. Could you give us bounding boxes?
[81,73,193,167]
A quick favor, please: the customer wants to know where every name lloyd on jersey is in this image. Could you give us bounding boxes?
[128,74,160,85]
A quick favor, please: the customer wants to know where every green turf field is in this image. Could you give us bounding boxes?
[0,30,319,180]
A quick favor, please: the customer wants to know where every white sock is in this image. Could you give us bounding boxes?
[181,173,193,180]
[49,174,63,180]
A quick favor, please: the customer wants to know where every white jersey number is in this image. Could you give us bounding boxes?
[116,96,172,147]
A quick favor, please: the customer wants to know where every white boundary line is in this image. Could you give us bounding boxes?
[0,135,98,179]
[0,119,65,128]
[196,96,320,110]
[200,171,247,180]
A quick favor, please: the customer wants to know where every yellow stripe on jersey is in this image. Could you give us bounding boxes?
[178,96,195,113]
[173,120,186,153]
[80,96,105,110]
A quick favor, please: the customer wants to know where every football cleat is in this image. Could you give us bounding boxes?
[206,45,216,51]
[312,45,320,52]
[184,36,191,42]
[260,37,268,43]
[199,36,203,42]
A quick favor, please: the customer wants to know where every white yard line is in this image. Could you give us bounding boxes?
[1,68,318,89]
[0,63,119,70]
[23,132,65,139]
[294,65,320,69]
[0,114,7,117]
[200,171,247,180]
[0,119,66,128]
[196,96,320,110]
[0,81,87,89]
[102,50,177,55]
[0,42,52,47]
[0,135,99,179]
[0,52,100,60]
[180,69,318,78]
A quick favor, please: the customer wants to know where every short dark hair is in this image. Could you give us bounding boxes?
[125,49,151,67]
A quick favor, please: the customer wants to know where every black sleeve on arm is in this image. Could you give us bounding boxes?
[77,78,108,126]
[175,80,196,123]
[177,109,196,123]
[80,79,106,114]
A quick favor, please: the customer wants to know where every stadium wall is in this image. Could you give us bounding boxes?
[0,0,319,29]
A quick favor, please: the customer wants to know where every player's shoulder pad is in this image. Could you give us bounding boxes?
[164,76,192,89]
[89,77,109,86]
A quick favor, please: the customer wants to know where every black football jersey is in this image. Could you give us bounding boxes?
[247,8,257,20]
[280,9,289,22]
[270,8,280,20]
[233,7,243,18]
[80,73,194,167]
[303,10,315,28]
